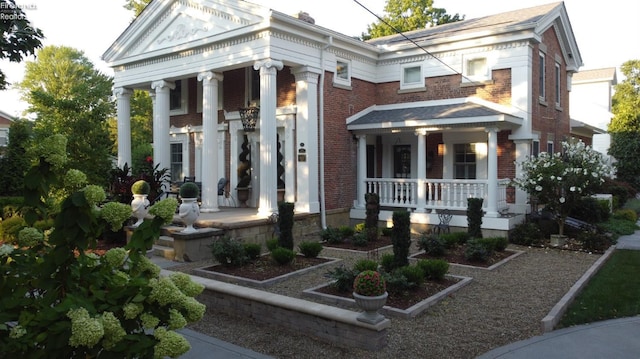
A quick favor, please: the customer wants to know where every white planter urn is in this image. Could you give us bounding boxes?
[130,194,149,227]
[179,197,200,233]
[353,291,388,324]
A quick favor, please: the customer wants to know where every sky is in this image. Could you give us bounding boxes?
[1,0,638,118]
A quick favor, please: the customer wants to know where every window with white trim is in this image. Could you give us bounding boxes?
[539,52,546,101]
[170,143,184,181]
[555,62,561,106]
[334,59,351,87]
[401,64,423,90]
[454,143,477,179]
[170,79,188,115]
[464,57,489,82]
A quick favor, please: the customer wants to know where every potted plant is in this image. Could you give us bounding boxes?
[130,180,150,227]
[178,182,200,233]
[352,270,388,324]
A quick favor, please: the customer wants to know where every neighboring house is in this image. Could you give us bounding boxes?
[102,1,583,234]
[0,110,13,151]
[569,67,617,162]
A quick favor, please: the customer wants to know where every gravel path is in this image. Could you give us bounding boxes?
[178,243,600,359]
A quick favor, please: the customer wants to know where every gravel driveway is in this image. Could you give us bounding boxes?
[181,244,600,359]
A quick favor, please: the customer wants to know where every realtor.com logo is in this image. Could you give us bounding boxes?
[0,2,37,20]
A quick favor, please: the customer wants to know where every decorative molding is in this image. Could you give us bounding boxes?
[156,23,210,45]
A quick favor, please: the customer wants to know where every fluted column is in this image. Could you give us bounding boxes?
[114,87,132,168]
[356,134,367,208]
[486,128,499,217]
[151,80,175,191]
[198,71,223,213]
[415,129,427,213]
[255,59,283,217]
[292,66,321,213]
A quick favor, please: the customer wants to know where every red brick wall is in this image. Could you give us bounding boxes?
[531,27,571,152]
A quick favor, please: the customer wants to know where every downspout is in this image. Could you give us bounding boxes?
[319,36,333,229]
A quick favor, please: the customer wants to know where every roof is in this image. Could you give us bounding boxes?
[368,2,562,46]
[347,98,522,133]
[572,68,617,85]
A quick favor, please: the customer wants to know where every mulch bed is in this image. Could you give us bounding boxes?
[321,236,393,251]
[412,245,515,268]
[314,277,460,310]
[201,255,332,281]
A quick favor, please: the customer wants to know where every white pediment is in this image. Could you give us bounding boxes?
[105,0,267,62]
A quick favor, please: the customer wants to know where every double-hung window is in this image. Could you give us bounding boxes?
[539,52,546,101]
[454,144,476,179]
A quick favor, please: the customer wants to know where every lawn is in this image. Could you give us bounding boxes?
[558,249,640,328]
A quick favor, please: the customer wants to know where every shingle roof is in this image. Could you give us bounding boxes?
[572,68,617,84]
[367,2,563,46]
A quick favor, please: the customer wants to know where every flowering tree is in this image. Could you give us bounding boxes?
[514,140,613,235]
[0,135,204,358]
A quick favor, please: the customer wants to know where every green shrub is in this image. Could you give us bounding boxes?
[353,258,379,272]
[381,227,393,237]
[0,196,23,218]
[417,233,446,256]
[445,231,471,245]
[380,253,396,272]
[271,247,296,265]
[298,241,323,258]
[320,227,343,244]
[599,218,639,237]
[338,225,355,239]
[277,202,295,250]
[266,237,280,251]
[578,231,613,252]
[467,197,484,238]
[210,236,248,267]
[383,270,411,295]
[510,222,543,246]
[0,215,27,243]
[326,265,357,292]
[352,231,369,246]
[623,198,640,215]
[33,218,55,233]
[179,182,199,198]
[398,265,425,288]
[243,243,262,260]
[131,180,150,195]
[482,237,508,252]
[464,238,492,262]
[417,259,449,280]
[613,209,637,223]
[570,197,610,223]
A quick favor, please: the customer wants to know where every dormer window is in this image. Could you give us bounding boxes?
[401,64,424,90]
[334,58,351,88]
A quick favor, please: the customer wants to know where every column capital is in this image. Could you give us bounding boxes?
[415,129,429,136]
[113,87,132,98]
[356,134,367,140]
[485,127,500,134]
[197,71,224,83]
[253,58,284,72]
[151,80,175,91]
[291,66,322,84]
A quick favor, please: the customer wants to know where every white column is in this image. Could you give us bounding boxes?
[415,130,427,213]
[198,71,223,213]
[255,59,283,217]
[114,87,132,168]
[513,139,531,214]
[486,128,499,217]
[151,80,175,192]
[292,66,321,213]
[357,134,367,208]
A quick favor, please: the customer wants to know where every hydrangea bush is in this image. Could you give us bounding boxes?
[513,140,613,235]
[0,135,205,358]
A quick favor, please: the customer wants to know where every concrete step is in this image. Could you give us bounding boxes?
[151,244,175,260]
[157,235,174,248]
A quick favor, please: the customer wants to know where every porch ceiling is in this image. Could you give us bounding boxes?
[346,100,522,133]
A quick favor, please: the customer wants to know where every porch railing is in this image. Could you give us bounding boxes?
[364,178,510,211]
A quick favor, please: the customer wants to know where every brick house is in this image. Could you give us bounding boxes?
[103,1,583,234]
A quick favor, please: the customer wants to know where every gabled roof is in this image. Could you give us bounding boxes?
[368,2,581,71]
[102,0,270,66]
[347,98,522,133]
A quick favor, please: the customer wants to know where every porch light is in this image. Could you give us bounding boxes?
[239,107,259,132]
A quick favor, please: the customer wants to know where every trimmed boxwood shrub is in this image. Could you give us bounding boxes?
[398,265,425,288]
[391,210,411,268]
[467,197,484,238]
[277,202,295,250]
[352,232,368,246]
[271,247,296,265]
[338,225,355,239]
[417,233,446,256]
[353,258,379,272]
[464,238,492,262]
[380,253,395,273]
[210,236,248,267]
[243,243,262,260]
[320,227,343,244]
[417,259,449,281]
[298,241,323,258]
[510,222,543,246]
[265,238,279,252]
